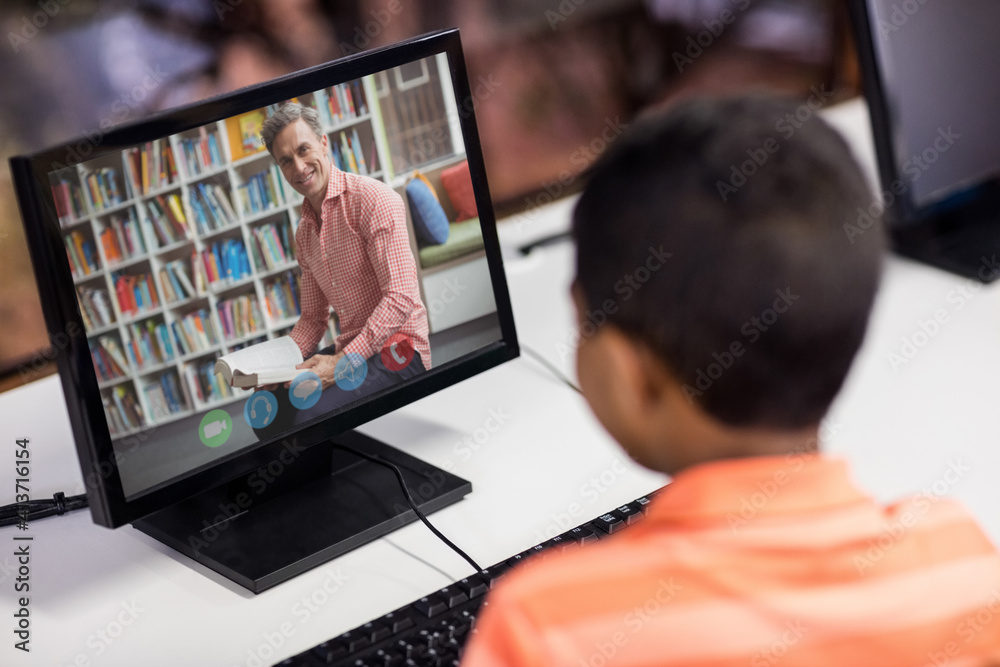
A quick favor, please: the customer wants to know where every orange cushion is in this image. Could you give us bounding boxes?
[440,161,477,222]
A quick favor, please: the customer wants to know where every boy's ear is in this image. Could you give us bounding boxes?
[571,282,670,439]
[602,328,671,412]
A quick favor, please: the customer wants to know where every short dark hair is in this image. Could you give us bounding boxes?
[260,102,323,156]
[572,95,885,429]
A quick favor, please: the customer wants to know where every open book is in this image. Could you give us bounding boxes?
[214,336,303,388]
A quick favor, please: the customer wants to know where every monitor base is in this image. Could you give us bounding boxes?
[891,200,1000,283]
[133,431,471,594]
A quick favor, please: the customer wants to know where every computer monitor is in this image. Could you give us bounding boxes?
[9,29,518,593]
[848,0,1000,280]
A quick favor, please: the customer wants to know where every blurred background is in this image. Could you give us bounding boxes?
[0,0,861,389]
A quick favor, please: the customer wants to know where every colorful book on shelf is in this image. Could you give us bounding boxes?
[91,338,128,382]
[83,168,124,212]
[250,221,294,270]
[313,88,333,126]
[108,384,143,431]
[263,271,301,321]
[190,183,237,233]
[128,142,178,195]
[113,272,159,317]
[158,193,191,240]
[237,166,285,216]
[240,111,265,155]
[125,319,175,368]
[340,132,359,173]
[185,360,233,406]
[202,238,251,286]
[351,128,367,175]
[100,209,146,265]
[100,335,131,373]
[64,231,98,277]
[216,294,263,341]
[143,372,186,420]
[171,308,217,356]
[159,260,196,303]
[77,285,114,330]
[213,335,303,388]
[179,130,223,178]
[51,179,85,225]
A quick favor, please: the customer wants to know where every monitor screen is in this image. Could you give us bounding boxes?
[11,30,517,537]
[860,0,1000,211]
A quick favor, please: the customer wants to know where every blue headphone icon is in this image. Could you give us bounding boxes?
[251,395,272,420]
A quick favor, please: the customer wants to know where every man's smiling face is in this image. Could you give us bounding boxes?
[272,118,331,209]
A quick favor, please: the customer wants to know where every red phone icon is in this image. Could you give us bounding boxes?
[381,334,415,371]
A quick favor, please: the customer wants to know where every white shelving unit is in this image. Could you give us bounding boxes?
[56,60,468,439]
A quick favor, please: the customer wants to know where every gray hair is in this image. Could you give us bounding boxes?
[260,103,324,156]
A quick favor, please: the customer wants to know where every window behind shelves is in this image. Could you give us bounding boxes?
[376,57,456,173]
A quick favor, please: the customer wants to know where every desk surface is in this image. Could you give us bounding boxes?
[3,99,1000,667]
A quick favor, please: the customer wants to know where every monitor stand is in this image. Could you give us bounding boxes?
[133,431,471,594]
[891,194,1000,282]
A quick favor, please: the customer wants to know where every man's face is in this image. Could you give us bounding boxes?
[272,118,330,205]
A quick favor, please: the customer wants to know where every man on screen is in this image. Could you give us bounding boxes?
[253,102,430,434]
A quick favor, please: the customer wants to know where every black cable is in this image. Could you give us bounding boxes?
[517,230,573,256]
[331,443,485,576]
[0,492,89,527]
[521,345,582,394]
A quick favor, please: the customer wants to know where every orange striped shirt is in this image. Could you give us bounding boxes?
[462,455,1000,666]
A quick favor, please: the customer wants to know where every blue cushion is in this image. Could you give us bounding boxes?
[406,179,450,247]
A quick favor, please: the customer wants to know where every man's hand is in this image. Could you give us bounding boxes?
[296,351,345,390]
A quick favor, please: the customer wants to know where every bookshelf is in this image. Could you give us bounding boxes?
[58,57,466,439]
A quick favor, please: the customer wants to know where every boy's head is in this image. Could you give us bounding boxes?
[571,95,884,473]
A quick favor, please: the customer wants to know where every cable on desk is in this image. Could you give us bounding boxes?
[330,443,485,576]
[0,492,89,527]
[517,230,573,256]
[521,345,582,394]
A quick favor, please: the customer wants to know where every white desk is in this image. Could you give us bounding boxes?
[3,99,1000,667]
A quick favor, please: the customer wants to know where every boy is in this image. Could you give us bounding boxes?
[461,96,1000,666]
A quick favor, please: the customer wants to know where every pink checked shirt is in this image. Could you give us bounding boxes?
[289,168,431,369]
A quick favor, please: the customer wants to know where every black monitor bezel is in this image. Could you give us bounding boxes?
[9,29,519,528]
[846,0,1000,227]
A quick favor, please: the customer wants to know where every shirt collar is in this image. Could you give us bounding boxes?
[646,454,870,523]
[301,165,346,223]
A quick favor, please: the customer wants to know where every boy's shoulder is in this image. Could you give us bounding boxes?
[464,466,1000,666]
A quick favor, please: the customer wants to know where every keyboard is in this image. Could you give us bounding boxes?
[273,488,662,667]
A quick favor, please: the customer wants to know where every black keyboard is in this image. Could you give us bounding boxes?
[273,489,662,667]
